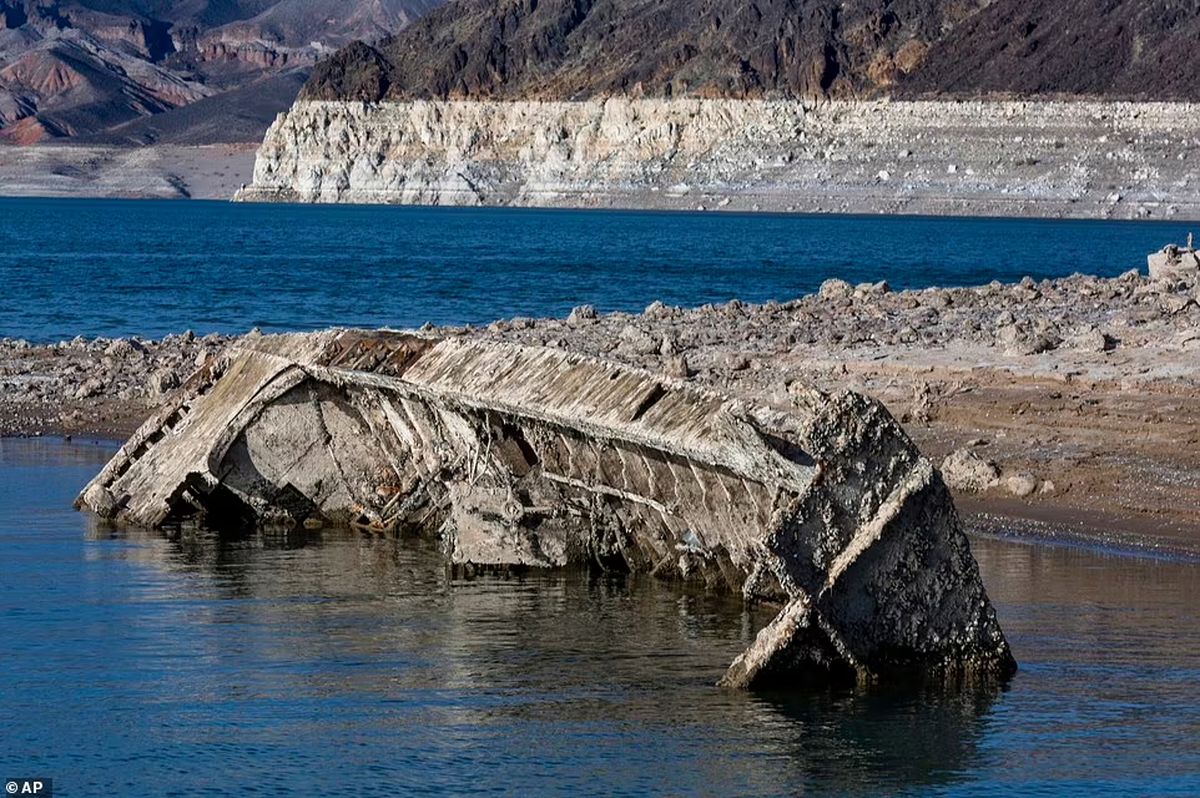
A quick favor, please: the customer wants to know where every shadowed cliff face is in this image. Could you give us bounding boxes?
[895,0,1200,98]
[302,0,1200,102]
[304,0,982,101]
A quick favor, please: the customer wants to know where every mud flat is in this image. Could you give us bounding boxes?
[236,99,1200,219]
[3,270,1198,552]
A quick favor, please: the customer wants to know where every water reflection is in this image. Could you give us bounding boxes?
[72,515,1005,796]
[758,685,1001,795]
[4,437,1199,796]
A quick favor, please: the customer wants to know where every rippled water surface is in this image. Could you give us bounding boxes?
[2,438,1198,796]
[0,198,1192,342]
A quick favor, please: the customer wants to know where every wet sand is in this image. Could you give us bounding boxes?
[3,270,1197,552]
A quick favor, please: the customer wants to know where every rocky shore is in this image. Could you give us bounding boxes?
[0,331,235,437]
[3,269,1198,552]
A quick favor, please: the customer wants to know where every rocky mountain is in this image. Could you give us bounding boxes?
[0,0,442,143]
[897,0,1200,98]
[303,0,1200,102]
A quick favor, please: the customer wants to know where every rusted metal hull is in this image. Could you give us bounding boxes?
[77,330,1015,688]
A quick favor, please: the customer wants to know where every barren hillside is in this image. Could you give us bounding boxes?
[303,0,1200,102]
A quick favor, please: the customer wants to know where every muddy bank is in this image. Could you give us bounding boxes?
[3,270,1198,551]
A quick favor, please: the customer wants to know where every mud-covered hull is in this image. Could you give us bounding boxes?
[78,330,1015,687]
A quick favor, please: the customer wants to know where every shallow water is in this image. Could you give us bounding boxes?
[0,198,1191,342]
[2,437,1198,796]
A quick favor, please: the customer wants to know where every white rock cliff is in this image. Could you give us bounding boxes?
[236,98,1200,218]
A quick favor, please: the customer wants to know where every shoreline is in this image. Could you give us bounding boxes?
[3,270,1198,554]
[7,186,1200,226]
[7,98,1200,221]
[9,179,1200,226]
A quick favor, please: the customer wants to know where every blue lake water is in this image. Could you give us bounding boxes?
[0,197,1191,342]
[3,200,1200,795]
[1,437,1199,797]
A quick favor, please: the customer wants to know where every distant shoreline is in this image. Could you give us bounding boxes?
[8,97,1200,221]
[8,189,1200,227]
[0,143,257,201]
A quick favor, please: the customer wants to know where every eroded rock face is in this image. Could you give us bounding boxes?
[77,329,1015,688]
[235,98,1200,219]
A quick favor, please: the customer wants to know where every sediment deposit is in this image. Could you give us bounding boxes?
[235,99,1200,218]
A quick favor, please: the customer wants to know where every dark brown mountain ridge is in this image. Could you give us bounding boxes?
[303,0,1200,102]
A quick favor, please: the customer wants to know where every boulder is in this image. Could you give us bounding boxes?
[1003,472,1040,498]
[567,304,598,325]
[149,368,181,396]
[1067,326,1114,353]
[73,377,105,400]
[104,338,145,359]
[818,278,854,300]
[663,353,690,379]
[616,324,658,356]
[941,447,1001,492]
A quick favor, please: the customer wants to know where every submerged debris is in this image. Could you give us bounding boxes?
[77,330,1015,688]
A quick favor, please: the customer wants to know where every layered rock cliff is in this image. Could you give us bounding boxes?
[235,98,1200,219]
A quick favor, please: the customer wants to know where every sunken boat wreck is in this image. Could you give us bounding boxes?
[77,329,1016,688]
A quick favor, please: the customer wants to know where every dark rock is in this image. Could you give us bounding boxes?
[305,0,1200,103]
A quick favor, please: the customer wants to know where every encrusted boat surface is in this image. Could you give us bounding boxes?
[78,329,1016,688]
